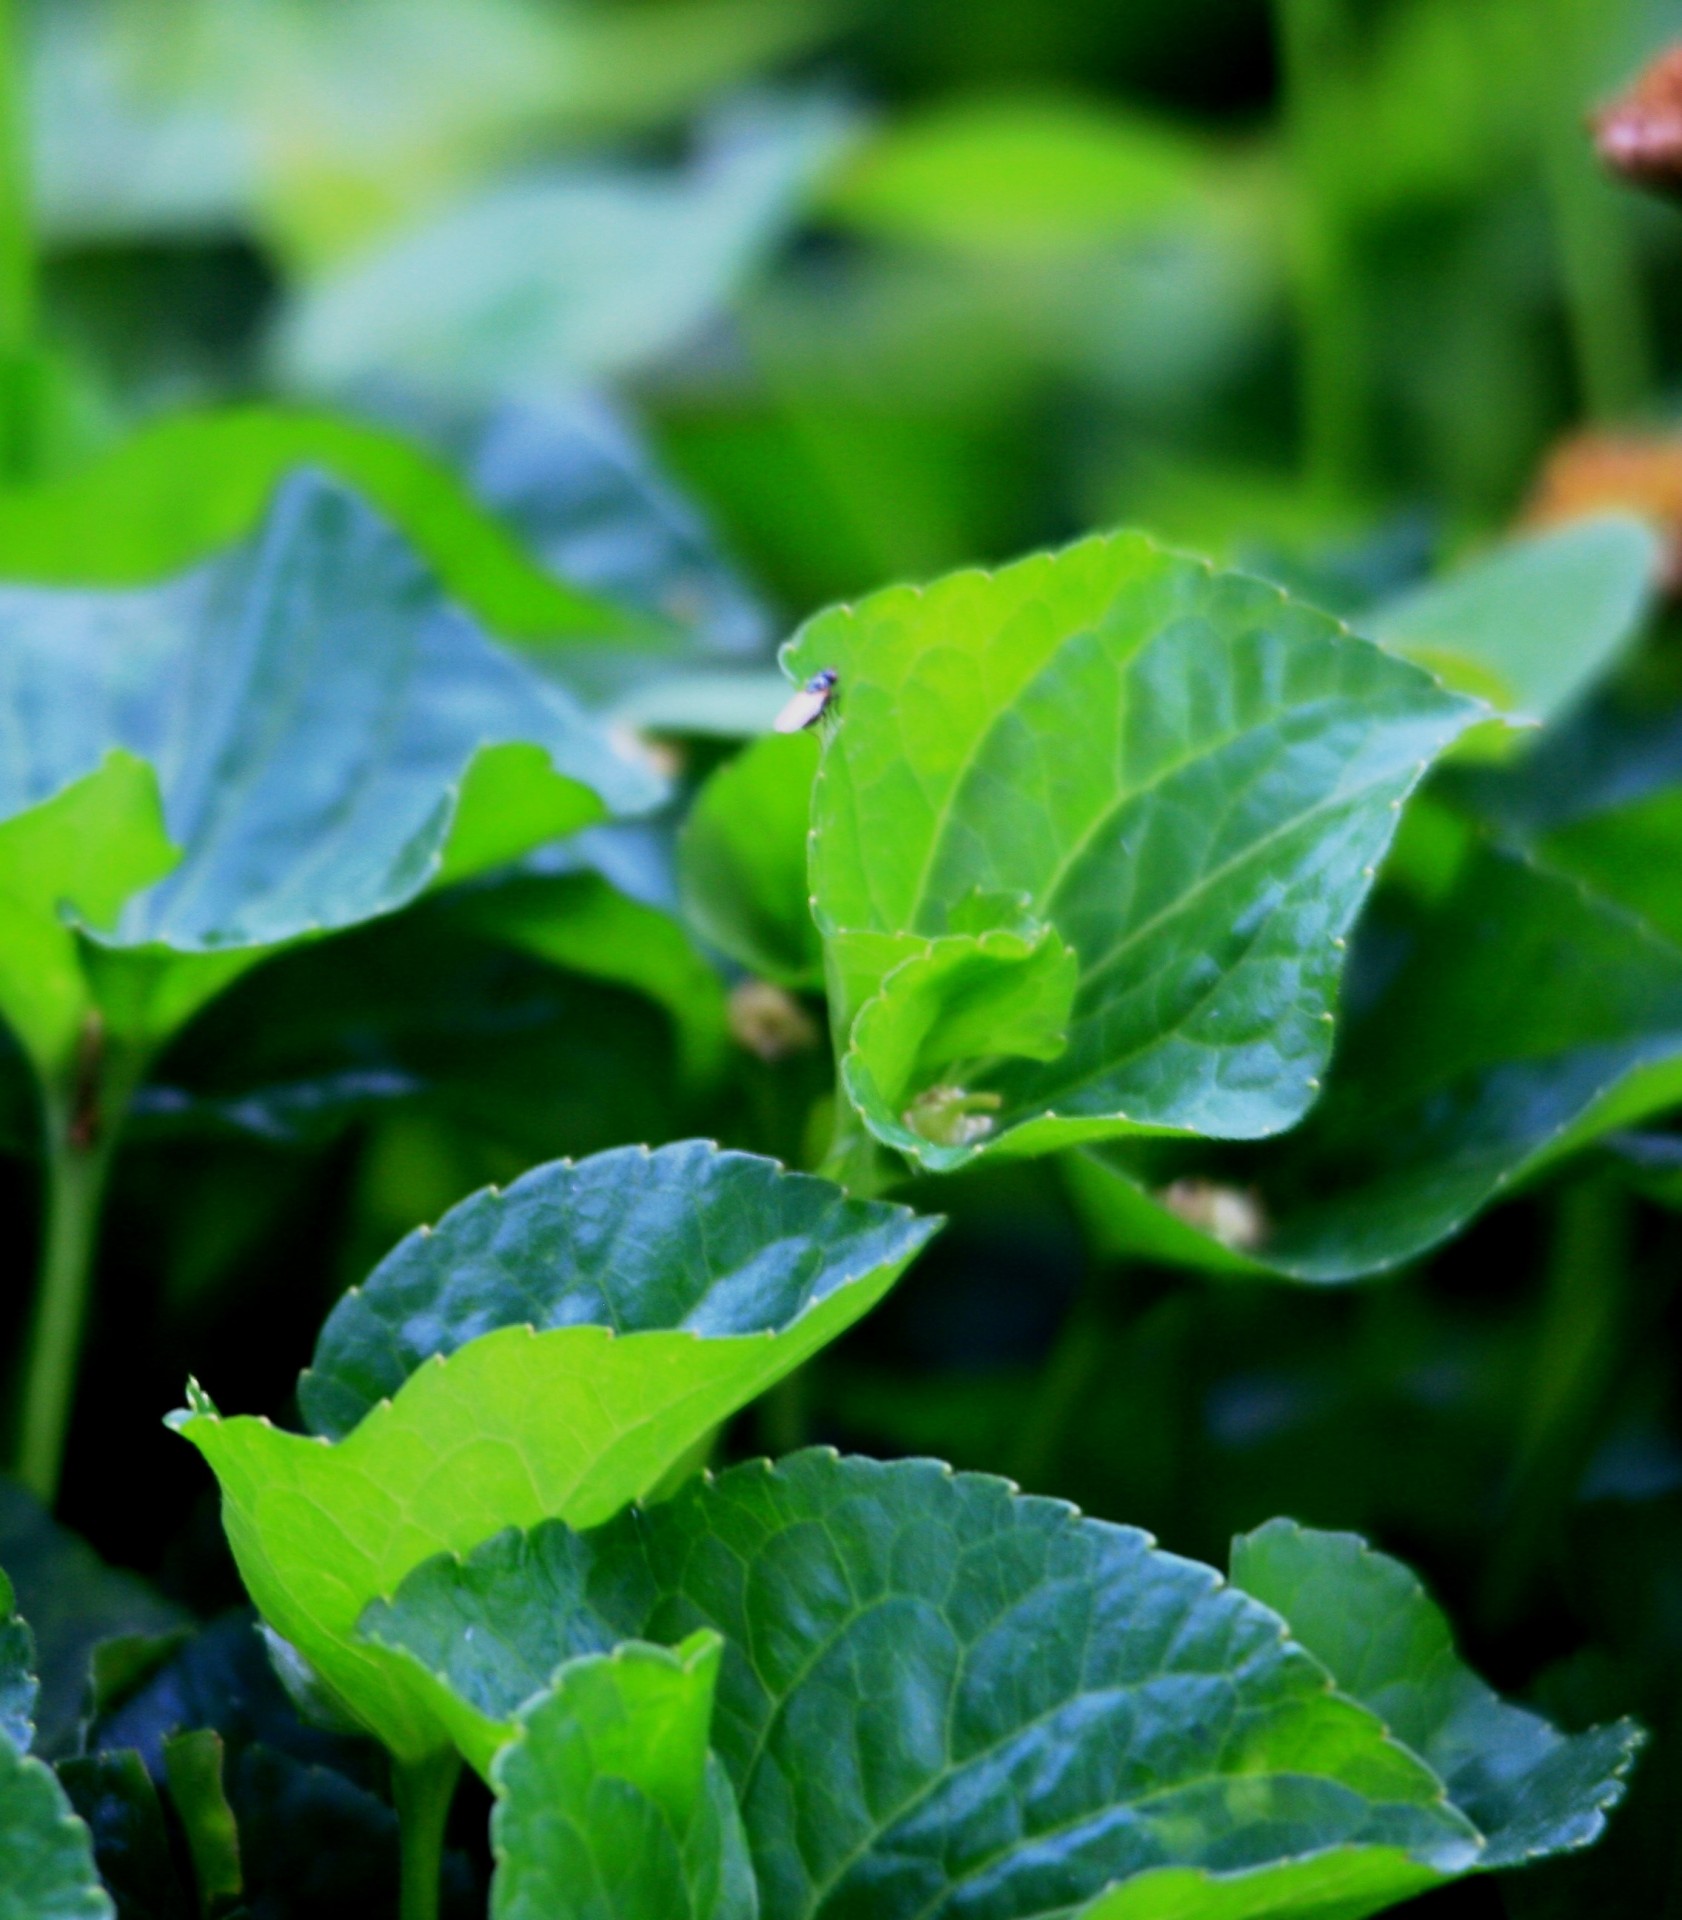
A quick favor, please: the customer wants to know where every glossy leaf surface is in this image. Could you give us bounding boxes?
[364,1451,1523,1918]
[490,1636,755,1920]
[1070,847,1682,1281]
[781,534,1480,1167]
[1231,1522,1640,1867]
[170,1146,936,1760]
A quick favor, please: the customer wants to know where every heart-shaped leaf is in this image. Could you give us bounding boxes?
[1230,1521,1641,1867]
[169,1144,936,1761]
[490,1636,755,1920]
[359,1449,1638,1919]
[781,533,1481,1169]
[1069,847,1682,1281]
[0,469,661,1084]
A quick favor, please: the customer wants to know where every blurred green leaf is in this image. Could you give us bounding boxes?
[1363,517,1658,729]
[826,94,1217,255]
[279,97,851,403]
[489,1636,755,1920]
[0,1570,37,1757]
[679,731,822,988]
[783,533,1479,1169]
[0,405,639,638]
[162,1729,243,1916]
[170,1144,936,1760]
[0,471,659,1080]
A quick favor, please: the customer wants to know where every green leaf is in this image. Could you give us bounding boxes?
[1,1743,116,1920]
[169,1145,936,1761]
[56,1749,186,1920]
[1363,517,1657,729]
[1230,1522,1642,1867]
[0,1570,38,1757]
[678,732,823,988]
[490,1635,755,1920]
[455,863,728,1086]
[782,533,1481,1169]
[163,1729,243,1914]
[0,405,639,639]
[278,97,849,402]
[0,1481,189,1762]
[824,94,1220,256]
[364,1450,1511,1918]
[1069,847,1682,1281]
[0,469,660,1079]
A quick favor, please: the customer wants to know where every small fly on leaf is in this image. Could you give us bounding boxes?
[773,667,838,733]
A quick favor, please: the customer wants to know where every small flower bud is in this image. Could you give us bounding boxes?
[1594,45,1682,199]
[727,979,820,1062]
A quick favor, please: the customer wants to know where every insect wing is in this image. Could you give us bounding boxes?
[772,670,837,733]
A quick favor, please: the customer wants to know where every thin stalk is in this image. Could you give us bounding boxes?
[15,1078,117,1505]
[1480,1178,1629,1627]
[1538,0,1651,419]
[1275,0,1367,494]
[0,0,37,479]
[393,1750,461,1920]
[1010,1259,1112,1491]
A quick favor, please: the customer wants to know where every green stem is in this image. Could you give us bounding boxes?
[0,0,37,479]
[393,1750,461,1920]
[1010,1259,1112,1490]
[15,1091,116,1505]
[1538,0,1650,419]
[1275,0,1366,494]
[1480,1177,1629,1627]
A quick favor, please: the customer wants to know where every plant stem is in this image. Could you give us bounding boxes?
[1275,0,1366,495]
[1538,0,1650,420]
[15,1089,116,1505]
[393,1750,461,1920]
[1010,1259,1112,1490]
[1480,1177,1629,1627]
[0,0,38,479]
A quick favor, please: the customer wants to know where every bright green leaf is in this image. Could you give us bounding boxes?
[783,533,1481,1169]
[162,1729,243,1913]
[1231,1521,1641,1867]
[169,1145,936,1761]
[825,95,1217,256]
[364,1450,1511,1918]
[1363,517,1657,730]
[678,732,822,988]
[490,1636,755,1920]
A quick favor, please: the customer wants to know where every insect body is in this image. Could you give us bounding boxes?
[773,667,838,733]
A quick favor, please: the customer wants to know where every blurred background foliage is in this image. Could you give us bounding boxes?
[7,0,1682,1914]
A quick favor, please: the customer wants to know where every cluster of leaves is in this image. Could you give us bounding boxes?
[4,1,1682,1917]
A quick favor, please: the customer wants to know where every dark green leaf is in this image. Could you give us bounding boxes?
[0,1567,37,1755]
[783,534,1480,1169]
[364,1450,1495,1917]
[1069,847,1682,1281]
[1231,1521,1642,1867]
[0,1481,188,1761]
[8,1747,120,1920]
[490,1636,755,1920]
